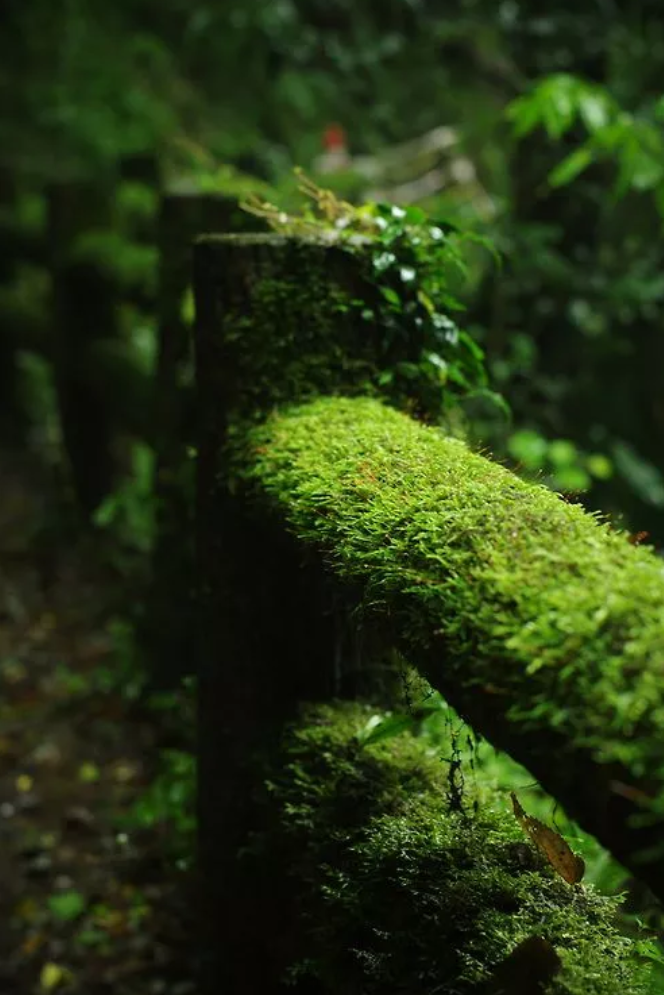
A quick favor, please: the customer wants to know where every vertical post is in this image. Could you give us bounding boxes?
[194,234,390,992]
[147,192,260,687]
[48,180,118,515]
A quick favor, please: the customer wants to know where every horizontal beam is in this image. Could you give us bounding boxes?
[234,394,664,899]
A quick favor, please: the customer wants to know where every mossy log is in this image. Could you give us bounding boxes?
[246,700,649,994]
[231,395,664,902]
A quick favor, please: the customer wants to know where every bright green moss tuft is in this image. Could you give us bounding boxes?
[233,395,664,873]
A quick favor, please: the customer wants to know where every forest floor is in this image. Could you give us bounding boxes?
[0,452,196,995]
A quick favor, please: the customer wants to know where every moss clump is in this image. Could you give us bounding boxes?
[224,267,377,415]
[251,701,649,994]
[234,395,664,878]
[196,235,383,428]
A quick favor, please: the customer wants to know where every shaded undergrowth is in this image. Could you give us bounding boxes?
[0,452,196,995]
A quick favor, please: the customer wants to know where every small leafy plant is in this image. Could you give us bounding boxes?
[242,170,504,424]
[123,747,195,870]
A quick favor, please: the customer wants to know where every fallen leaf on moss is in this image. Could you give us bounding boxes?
[511,792,584,885]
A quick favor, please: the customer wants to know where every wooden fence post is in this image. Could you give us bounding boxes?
[147,192,260,687]
[193,233,399,993]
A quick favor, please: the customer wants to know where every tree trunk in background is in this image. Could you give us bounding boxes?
[48,180,118,515]
[0,168,25,444]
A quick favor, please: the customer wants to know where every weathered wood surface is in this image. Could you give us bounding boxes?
[148,193,261,687]
[194,234,393,992]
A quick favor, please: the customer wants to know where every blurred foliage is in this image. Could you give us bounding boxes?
[93,443,156,560]
[118,676,196,871]
[1,2,664,976]
[2,0,661,535]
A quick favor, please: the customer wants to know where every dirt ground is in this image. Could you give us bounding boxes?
[0,453,196,994]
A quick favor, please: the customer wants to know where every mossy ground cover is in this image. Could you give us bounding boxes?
[253,700,651,993]
[233,395,664,868]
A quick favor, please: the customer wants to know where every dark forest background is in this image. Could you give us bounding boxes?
[1,2,664,992]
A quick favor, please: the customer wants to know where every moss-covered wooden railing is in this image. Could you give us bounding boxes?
[235,393,664,882]
[194,233,663,994]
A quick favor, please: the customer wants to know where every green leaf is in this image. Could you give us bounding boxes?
[542,78,576,138]
[92,495,120,528]
[549,146,594,187]
[48,891,86,922]
[75,926,108,947]
[548,439,577,466]
[586,454,613,480]
[630,152,664,191]
[380,286,401,307]
[402,205,427,225]
[578,92,611,131]
[634,939,664,966]
[508,430,548,470]
[506,95,543,138]
[358,713,415,745]
[424,352,448,379]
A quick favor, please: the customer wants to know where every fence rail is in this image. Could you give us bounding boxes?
[193,232,664,993]
[235,393,664,896]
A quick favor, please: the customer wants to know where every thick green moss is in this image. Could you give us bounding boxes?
[252,701,649,993]
[196,235,383,427]
[226,271,375,413]
[234,395,664,879]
